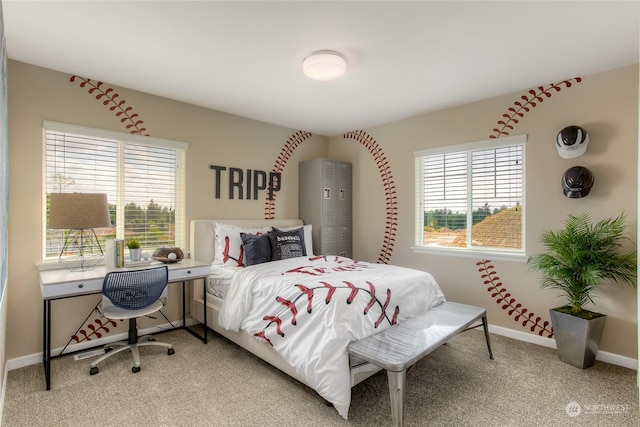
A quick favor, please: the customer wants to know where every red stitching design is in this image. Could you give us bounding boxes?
[295,284,314,313]
[265,131,397,264]
[67,76,151,344]
[72,317,118,343]
[221,236,244,267]
[345,281,359,303]
[275,296,298,326]
[477,260,553,337]
[480,78,582,336]
[69,76,150,136]
[321,281,336,303]
[489,77,582,139]
[264,131,313,219]
[255,281,398,343]
[364,282,376,314]
[343,130,397,264]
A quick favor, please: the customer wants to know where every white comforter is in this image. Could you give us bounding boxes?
[219,255,445,419]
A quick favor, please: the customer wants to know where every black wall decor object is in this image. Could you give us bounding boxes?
[556,125,589,159]
[561,166,594,198]
[209,165,281,200]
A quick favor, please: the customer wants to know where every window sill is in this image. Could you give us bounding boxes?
[411,246,529,263]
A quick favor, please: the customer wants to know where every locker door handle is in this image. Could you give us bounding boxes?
[339,189,346,200]
[324,188,331,199]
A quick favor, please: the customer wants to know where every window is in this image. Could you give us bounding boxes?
[414,134,526,259]
[43,121,187,261]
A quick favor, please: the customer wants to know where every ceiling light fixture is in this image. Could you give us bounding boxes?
[302,50,347,81]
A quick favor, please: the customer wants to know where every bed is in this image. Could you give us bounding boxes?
[189,219,446,419]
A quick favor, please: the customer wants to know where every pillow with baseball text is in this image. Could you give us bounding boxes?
[268,228,306,261]
[273,225,314,256]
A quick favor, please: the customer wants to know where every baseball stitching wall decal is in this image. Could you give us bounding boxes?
[265,129,397,264]
[68,75,152,345]
[476,260,553,337]
[489,77,582,139]
[263,131,313,220]
[69,76,150,136]
[343,130,397,264]
[481,76,582,335]
[58,300,121,351]
[71,317,119,343]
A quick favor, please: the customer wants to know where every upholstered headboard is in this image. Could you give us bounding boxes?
[189,219,304,265]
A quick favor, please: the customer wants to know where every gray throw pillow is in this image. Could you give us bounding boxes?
[240,232,272,266]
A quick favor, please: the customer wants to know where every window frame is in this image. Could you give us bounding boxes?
[41,121,188,265]
[413,134,527,262]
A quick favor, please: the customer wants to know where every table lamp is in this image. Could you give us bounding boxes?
[48,193,111,271]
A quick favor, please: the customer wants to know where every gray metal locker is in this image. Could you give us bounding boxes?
[299,158,352,257]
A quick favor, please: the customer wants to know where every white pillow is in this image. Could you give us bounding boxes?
[275,224,314,256]
[214,223,271,267]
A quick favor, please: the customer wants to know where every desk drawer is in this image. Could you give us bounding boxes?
[168,264,210,281]
[41,278,103,299]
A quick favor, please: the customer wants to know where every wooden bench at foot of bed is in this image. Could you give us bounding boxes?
[348,301,494,427]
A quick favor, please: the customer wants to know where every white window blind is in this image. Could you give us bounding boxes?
[415,134,525,255]
[43,121,187,260]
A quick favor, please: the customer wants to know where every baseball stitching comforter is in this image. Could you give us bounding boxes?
[218,255,445,419]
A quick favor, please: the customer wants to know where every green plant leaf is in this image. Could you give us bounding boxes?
[528,212,636,314]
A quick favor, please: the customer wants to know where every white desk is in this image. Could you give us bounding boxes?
[39,259,210,390]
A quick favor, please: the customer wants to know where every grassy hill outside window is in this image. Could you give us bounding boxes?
[414,134,526,261]
[42,121,187,262]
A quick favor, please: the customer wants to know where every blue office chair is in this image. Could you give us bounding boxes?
[89,266,174,375]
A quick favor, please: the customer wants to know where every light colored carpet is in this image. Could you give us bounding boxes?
[2,326,638,426]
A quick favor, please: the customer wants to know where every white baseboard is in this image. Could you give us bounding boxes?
[6,318,200,371]
[6,320,638,371]
[488,324,638,371]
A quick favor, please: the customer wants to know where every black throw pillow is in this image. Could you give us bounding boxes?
[240,232,272,266]
[269,228,306,260]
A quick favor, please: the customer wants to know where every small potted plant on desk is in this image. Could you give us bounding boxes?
[528,212,636,369]
[126,239,142,262]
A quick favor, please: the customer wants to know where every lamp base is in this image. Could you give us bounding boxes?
[58,229,105,271]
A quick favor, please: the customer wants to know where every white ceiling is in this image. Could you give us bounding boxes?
[3,1,639,137]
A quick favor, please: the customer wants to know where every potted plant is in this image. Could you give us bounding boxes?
[528,212,636,369]
[126,239,142,262]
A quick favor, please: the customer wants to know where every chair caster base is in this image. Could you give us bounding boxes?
[168,348,175,355]
[132,366,141,373]
[90,367,99,375]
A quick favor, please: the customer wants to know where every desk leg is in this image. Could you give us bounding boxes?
[387,369,406,427]
[43,300,51,390]
[482,314,494,360]
[182,280,186,328]
[203,277,207,343]
[181,279,207,344]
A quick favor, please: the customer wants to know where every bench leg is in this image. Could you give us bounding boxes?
[482,314,494,360]
[387,369,406,427]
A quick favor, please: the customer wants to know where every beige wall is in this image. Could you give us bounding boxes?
[6,60,638,363]
[329,64,639,359]
[6,60,328,360]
